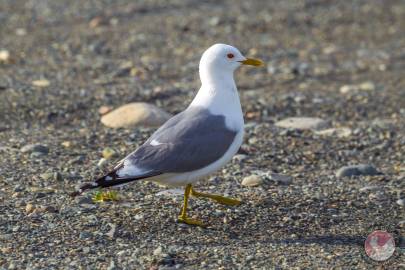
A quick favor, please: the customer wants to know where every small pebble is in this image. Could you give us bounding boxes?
[0,49,10,62]
[359,81,375,91]
[40,172,54,181]
[20,144,49,154]
[61,141,71,147]
[315,127,352,138]
[340,85,357,94]
[75,196,94,205]
[32,79,50,87]
[25,203,35,214]
[241,175,263,187]
[153,246,163,256]
[106,223,117,238]
[79,232,92,239]
[97,158,108,167]
[54,172,63,181]
[15,28,27,36]
[269,173,293,185]
[68,155,85,165]
[336,164,381,178]
[107,260,117,270]
[275,117,329,130]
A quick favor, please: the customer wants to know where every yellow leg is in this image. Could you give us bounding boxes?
[191,187,241,206]
[178,184,204,226]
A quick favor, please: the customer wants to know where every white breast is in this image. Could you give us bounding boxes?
[190,84,244,131]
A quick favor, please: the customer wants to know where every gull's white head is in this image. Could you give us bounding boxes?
[199,43,263,85]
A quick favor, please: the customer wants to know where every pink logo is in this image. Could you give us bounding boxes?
[365,230,395,261]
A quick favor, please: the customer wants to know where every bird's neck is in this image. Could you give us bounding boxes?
[189,68,244,131]
[199,66,236,89]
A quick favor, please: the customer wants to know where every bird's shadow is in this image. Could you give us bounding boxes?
[200,194,367,248]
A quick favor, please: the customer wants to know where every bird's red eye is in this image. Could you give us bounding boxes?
[227,53,234,59]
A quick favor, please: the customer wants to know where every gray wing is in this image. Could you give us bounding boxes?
[124,107,237,173]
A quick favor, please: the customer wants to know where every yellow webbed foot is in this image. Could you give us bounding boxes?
[211,196,241,206]
[92,190,120,203]
[178,216,205,227]
[191,189,242,206]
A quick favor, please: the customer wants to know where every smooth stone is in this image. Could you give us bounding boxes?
[106,223,117,238]
[101,102,172,128]
[241,175,263,187]
[53,172,63,181]
[340,81,375,94]
[359,185,379,192]
[30,151,47,158]
[25,203,35,214]
[107,260,117,270]
[275,117,329,130]
[32,79,50,87]
[13,185,24,192]
[232,154,247,162]
[336,164,382,178]
[340,84,358,94]
[79,232,92,239]
[75,196,94,205]
[97,158,108,167]
[359,81,375,91]
[153,246,163,256]
[268,173,293,185]
[20,144,49,154]
[0,50,10,62]
[68,155,85,165]
[314,127,352,138]
[396,199,404,206]
[40,172,54,181]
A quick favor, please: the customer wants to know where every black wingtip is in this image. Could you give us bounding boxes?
[70,183,99,197]
[70,167,160,197]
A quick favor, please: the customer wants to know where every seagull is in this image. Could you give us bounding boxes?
[73,44,263,226]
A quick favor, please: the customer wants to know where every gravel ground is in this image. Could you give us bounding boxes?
[1,0,404,269]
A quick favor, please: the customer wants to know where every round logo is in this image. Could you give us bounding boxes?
[365,230,395,261]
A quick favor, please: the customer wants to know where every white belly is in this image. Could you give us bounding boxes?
[149,129,244,187]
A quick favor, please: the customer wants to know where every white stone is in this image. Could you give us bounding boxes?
[340,84,358,94]
[0,50,10,62]
[32,79,50,87]
[101,102,172,128]
[275,117,329,130]
[97,158,108,168]
[340,81,375,94]
[153,246,163,256]
[314,127,352,138]
[359,81,375,91]
[241,175,263,187]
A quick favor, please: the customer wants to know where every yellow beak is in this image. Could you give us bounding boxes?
[239,58,264,67]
